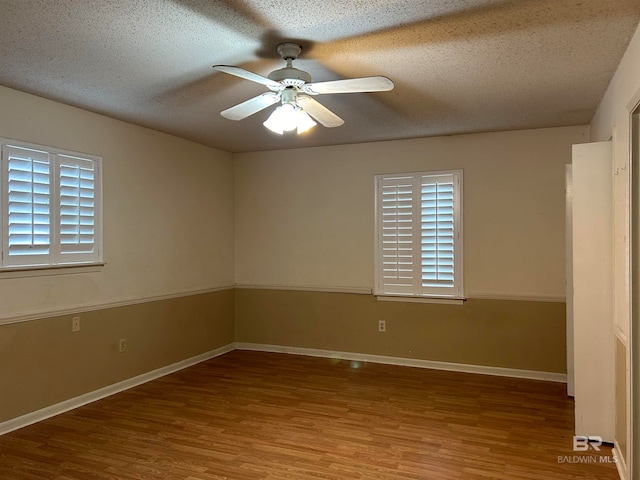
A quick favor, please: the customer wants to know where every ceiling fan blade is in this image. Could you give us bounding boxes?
[213,65,282,90]
[297,96,344,128]
[302,76,394,95]
[220,92,280,121]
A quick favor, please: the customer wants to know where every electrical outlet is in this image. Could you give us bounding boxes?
[119,338,126,353]
[72,316,80,332]
[378,320,386,332]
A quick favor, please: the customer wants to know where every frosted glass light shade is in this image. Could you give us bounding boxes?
[263,104,316,135]
[295,109,316,134]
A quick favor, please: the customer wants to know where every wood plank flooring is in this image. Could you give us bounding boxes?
[0,350,619,479]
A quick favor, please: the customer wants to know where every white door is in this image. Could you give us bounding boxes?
[572,141,615,442]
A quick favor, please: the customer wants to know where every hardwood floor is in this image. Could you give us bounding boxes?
[0,350,619,479]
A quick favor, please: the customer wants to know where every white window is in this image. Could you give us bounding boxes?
[375,170,463,299]
[1,139,102,270]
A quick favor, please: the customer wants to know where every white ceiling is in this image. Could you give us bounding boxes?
[1,0,639,153]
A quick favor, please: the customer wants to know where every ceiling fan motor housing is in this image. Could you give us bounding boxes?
[268,67,311,86]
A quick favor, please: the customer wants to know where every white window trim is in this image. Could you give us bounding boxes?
[0,137,103,272]
[374,169,464,301]
[376,294,465,305]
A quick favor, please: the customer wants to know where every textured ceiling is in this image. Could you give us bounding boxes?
[1,0,639,153]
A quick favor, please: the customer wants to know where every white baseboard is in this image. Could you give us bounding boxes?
[613,443,628,480]
[0,343,235,436]
[235,343,568,383]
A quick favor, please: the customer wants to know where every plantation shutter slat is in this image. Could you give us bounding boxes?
[4,145,51,266]
[58,156,96,251]
[420,175,455,291]
[376,171,462,298]
[56,155,99,263]
[378,176,416,294]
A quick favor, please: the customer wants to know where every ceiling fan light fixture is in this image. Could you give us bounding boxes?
[263,103,316,135]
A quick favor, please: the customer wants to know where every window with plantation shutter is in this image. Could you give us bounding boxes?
[1,139,102,270]
[375,170,463,299]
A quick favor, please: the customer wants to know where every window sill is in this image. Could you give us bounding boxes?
[375,294,466,305]
[0,263,105,279]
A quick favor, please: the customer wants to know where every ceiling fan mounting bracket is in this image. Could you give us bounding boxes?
[276,43,302,60]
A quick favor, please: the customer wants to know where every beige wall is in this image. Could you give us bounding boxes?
[0,86,236,424]
[235,126,588,300]
[590,21,640,476]
[0,290,235,423]
[236,289,567,374]
[234,127,585,375]
[591,21,639,342]
[0,85,235,321]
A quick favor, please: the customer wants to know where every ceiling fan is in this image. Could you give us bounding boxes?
[212,43,394,134]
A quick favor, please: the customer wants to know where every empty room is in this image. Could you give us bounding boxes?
[1,1,639,479]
